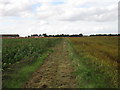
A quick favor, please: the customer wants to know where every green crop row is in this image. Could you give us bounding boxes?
[2,38,62,69]
[2,37,62,88]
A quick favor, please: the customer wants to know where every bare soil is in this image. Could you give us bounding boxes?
[23,40,77,88]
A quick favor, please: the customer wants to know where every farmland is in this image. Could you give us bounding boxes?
[2,36,119,88]
[2,38,62,88]
[2,38,62,68]
[69,36,119,88]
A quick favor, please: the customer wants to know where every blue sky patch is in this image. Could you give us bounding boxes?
[51,0,64,5]
[31,3,41,12]
[51,2,64,5]
[78,4,91,8]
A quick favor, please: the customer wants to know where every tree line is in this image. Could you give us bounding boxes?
[2,34,19,37]
[29,33,83,37]
[29,33,120,37]
[1,33,120,38]
[90,34,120,36]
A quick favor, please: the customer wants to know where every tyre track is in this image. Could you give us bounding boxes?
[24,40,77,88]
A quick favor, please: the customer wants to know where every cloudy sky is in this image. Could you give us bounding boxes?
[0,0,118,36]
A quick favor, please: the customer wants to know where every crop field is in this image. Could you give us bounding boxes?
[3,38,62,68]
[2,38,62,88]
[2,36,119,88]
[69,36,119,88]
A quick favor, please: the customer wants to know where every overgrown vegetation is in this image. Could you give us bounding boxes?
[2,38,62,88]
[2,38,61,68]
[68,36,118,88]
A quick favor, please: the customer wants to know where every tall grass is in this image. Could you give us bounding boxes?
[69,37,118,88]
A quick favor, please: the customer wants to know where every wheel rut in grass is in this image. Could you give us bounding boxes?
[24,40,77,88]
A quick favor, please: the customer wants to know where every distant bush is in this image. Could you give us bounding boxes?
[90,34,120,36]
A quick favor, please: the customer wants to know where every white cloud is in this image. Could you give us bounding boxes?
[0,0,36,16]
[0,0,118,36]
[33,0,118,22]
[0,0,118,21]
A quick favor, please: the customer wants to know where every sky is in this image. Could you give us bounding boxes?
[0,0,119,37]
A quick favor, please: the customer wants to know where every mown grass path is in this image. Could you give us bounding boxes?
[24,40,77,88]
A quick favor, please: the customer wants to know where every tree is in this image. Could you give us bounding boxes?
[31,34,38,37]
[39,34,42,37]
[79,34,83,37]
[43,33,48,37]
